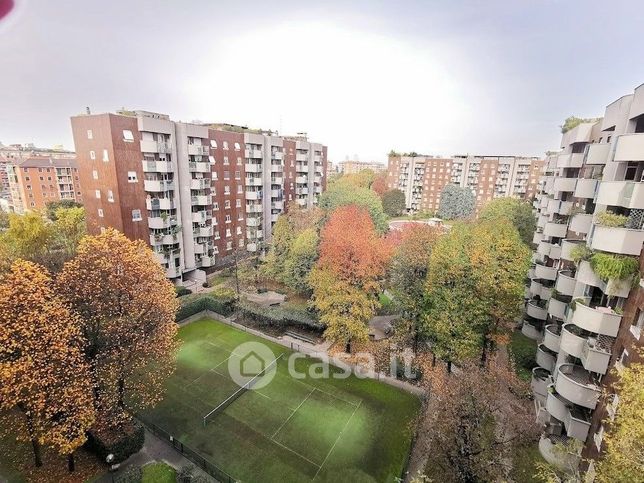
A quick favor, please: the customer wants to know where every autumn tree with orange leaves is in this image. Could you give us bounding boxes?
[0,260,95,472]
[56,228,179,430]
[310,205,392,352]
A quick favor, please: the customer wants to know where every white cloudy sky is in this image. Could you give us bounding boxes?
[1,0,644,163]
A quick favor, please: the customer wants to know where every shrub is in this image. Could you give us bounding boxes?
[590,253,639,283]
[570,244,593,264]
[85,419,145,464]
[175,286,192,297]
[115,465,142,483]
[596,211,628,228]
[202,282,209,288]
[176,292,236,321]
[237,301,324,331]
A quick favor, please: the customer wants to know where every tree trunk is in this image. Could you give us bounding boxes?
[432,353,437,367]
[68,453,75,472]
[117,377,125,408]
[447,360,452,374]
[480,337,488,367]
[345,340,352,354]
[31,438,42,468]
[413,331,419,354]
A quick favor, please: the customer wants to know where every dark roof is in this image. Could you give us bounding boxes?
[17,157,78,169]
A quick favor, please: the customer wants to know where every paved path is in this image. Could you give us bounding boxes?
[368,315,397,340]
[96,429,214,482]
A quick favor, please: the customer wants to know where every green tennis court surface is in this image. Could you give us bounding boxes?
[141,318,420,482]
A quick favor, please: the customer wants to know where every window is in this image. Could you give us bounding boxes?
[225,214,231,223]
[236,199,241,208]
[92,170,99,180]
[237,185,243,194]
[238,239,244,247]
[87,129,93,139]
[208,155,215,164]
[127,171,138,183]
[123,130,134,141]
[223,141,229,150]
[236,226,242,235]
[223,156,229,165]
[25,176,30,181]
[594,425,604,451]
[226,241,232,251]
[234,142,241,151]
[214,230,220,239]
[98,208,104,218]
[224,171,230,180]
[616,348,629,373]
[213,217,218,225]
[225,200,231,209]
[103,149,109,162]
[90,150,96,160]
[607,394,619,421]
[132,209,142,221]
[95,189,101,199]
[213,202,219,210]
[210,140,217,148]
[30,201,36,207]
[630,309,644,339]
[225,229,231,238]
[237,157,242,166]
[213,246,219,254]
[107,190,114,202]
[224,186,230,195]
[235,170,241,180]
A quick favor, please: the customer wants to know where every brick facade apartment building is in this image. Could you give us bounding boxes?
[525,82,644,478]
[70,110,327,284]
[386,154,543,213]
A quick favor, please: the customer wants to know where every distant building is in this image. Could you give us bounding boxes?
[338,160,386,174]
[386,154,543,214]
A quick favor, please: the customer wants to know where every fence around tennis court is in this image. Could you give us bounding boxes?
[136,412,236,483]
[179,309,426,398]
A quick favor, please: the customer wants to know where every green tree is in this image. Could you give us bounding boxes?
[437,184,475,220]
[560,116,599,134]
[381,189,406,217]
[479,198,536,246]
[284,228,319,293]
[318,183,388,233]
[53,206,86,258]
[0,211,56,270]
[334,169,375,189]
[45,199,83,221]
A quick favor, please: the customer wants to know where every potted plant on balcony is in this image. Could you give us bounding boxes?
[590,252,639,297]
[595,211,628,228]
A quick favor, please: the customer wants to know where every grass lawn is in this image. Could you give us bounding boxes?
[142,462,176,483]
[508,330,538,382]
[141,318,421,483]
[510,443,545,483]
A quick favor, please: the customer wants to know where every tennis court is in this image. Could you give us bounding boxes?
[141,318,420,482]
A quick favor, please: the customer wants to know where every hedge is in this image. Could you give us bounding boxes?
[237,301,324,331]
[175,286,192,297]
[85,419,145,464]
[176,293,236,321]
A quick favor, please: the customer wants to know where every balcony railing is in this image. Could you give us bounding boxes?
[553,177,577,193]
[535,262,558,281]
[543,324,562,353]
[569,213,592,234]
[531,367,552,399]
[590,225,644,256]
[597,180,644,210]
[580,335,613,375]
[536,344,557,372]
[521,318,543,341]
[554,363,600,409]
[547,295,568,320]
[543,221,568,238]
[560,239,585,262]
[527,300,548,320]
[585,143,610,165]
[573,178,599,199]
[568,300,622,338]
[613,133,644,162]
[142,160,173,173]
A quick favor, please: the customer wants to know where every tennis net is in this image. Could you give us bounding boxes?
[202,353,284,426]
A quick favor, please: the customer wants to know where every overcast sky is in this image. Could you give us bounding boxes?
[1,0,643,163]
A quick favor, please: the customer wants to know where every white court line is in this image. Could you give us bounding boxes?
[292,379,359,407]
[312,400,363,481]
[271,387,316,439]
[270,438,321,469]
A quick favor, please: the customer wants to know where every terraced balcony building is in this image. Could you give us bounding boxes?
[526,83,644,476]
[71,110,327,285]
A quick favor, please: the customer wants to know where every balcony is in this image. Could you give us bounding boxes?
[545,387,569,422]
[272,151,283,160]
[597,181,644,210]
[553,177,577,193]
[295,152,308,162]
[536,344,557,372]
[574,178,599,199]
[585,143,610,165]
[556,153,584,169]
[190,178,209,190]
[245,191,262,201]
[188,161,210,173]
[272,201,284,210]
[297,187,309,196]
[296,198,307,207]
[580,335,613,375]
[530,279,552,300]
[569,213,592,234]
[535,263,558,281]
[193,226,212,237]
[577,260,631,298]
[144,180,174,192]
[201,255,215,268]
[560,323,586,358]
[554,364,600,409]
[537,214,549,229]
[314,175,322,183]
[549,244,562,260]
[590,225,644,256]
[527,300,548,320]
[546,390,592,441]
[191,195,211,206]
[613,133,644,162]
[296,176,308,184]
[246,203,262,213]
[533,231,545,245]
[192,211,208,223]
[193,243,205,255]
[544,222,568,238]
[166,265,181,278]
[543,324,562,353]
[246,177,263,187]
[140,139,172,153]
[547,296,568,320]
[569,300,622,338]
[296,163,308,173]
[537,241,553,256]
[522,318,543,340]
[271,213,280,223]
[244,148,263,159]
[149,233,178,246]
[142,160,173,173]
[246,242,257,252]
[246,217,260,227]
[539,435,579,470]
[531,367,552,399]
[560,239,585,262]
[245,163,262,173]
[146,197,175,210]
[148,215,177,230]
[271,176,283,185]
[187,144,209,156]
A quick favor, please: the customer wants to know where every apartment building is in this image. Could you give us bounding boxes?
[70,110,327,284]
[338,159,386,174]
[525,83,644,476]
[5,157,82,213]
[386,154,542,213]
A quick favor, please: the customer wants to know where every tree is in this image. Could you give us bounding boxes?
[56,228,179,428]
[45,199,83,221]
[52,206,86,258]
[389,224,441,350]
[437,184,475,220]
[318,183,388,233]
[381,189,406,217]
[422,354,539,482]
[595,352,644,482]
[284,228,319,293]
[310,206,392,352]
[0,260,95,471]
[479,197,536,246]
[560,116,599,134]
[370,175,388,197]
[334,169,375,189]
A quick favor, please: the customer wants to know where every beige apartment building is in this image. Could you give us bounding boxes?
[70,110,327,284]
[338,159,386,174]
[386,154,542,213]
[525,82,644,477]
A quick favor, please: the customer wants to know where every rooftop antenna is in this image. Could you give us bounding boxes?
[86,106,91,115]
